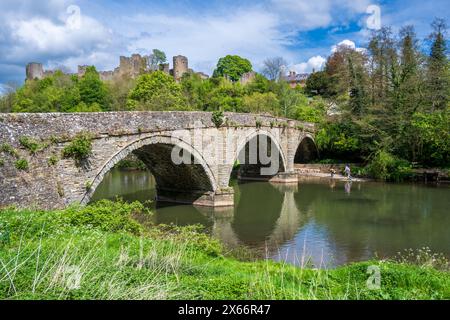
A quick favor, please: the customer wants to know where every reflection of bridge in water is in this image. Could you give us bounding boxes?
[197,182,310,259]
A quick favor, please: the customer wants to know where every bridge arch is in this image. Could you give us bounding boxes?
[81,134,218,205]
[225,129,288,185]
[294,134,319,164]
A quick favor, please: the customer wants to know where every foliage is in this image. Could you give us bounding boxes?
[11,69,109,113]
[64,199,145,235]
[115,157,147,170]
[315,120,362,161]
[127,71,186,111]
[78,66,109,109]
[148,49,167,70]
[242,92,279,114]
[305,71,331,96]
[62,132,93,161]
[410,109,450,167]
[366,150,412,181]
[19,136,46,154]
[47,154,59,166]
[213,55,252,82]
[15,158,29,171]
[426,19,449,111]
[0,143,19,158]
[293,97,326,123]
[211,110,224,128]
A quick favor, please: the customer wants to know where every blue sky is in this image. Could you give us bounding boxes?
[0,0,448,91]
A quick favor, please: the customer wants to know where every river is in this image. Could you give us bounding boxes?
[91,168,450,268]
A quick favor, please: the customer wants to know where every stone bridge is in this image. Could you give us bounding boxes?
[0,112,317,209]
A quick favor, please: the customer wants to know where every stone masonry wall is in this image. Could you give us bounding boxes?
[0,112,315,209]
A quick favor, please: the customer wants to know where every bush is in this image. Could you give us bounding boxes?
[367,150,412,181]
[19,136,46,154]
[47,155,58,166]
[15,158,29,170]
[0,143,19,158]
[211,110,224,128]
[64,199,147,235]
[62,132,93,161]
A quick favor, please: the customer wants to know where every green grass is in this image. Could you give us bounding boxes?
[0,200,448,300]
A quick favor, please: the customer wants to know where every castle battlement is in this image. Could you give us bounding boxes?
[25,54,207,83]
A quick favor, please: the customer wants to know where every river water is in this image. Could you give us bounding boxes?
[91,168,450,268]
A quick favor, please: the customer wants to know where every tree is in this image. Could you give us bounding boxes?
[242,92,279,114]
[426,18,449,111]
[148,49,167,71]
[12,71,82,113]
[261,57,287,81]
[305,71,331,96]
[348,55,369,117]
[0,82,18,113]
[212,55,252,82]
[127,71,186,111]
[276,82,304,118]
[78,66,109,110]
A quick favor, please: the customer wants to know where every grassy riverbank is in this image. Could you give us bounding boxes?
[0,200,448,300]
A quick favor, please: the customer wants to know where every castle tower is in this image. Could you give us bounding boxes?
[173,55,188,81]
[26,63,44,81]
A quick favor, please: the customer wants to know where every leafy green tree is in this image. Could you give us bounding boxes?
[426,18,449,111]
[127,71,186,111]
[245,73,271,94]
[180,73,213,110]
[148,49,167,71]
[0,83,18,113]
[348,55,369,117]
[78,66,109,110]
[242,92,279,114]
[206,79,244,112]
[410,109,449,166]
[305,71,330,96]
[213,55,252,81]
[294,97,326,123]
[13,71,81,112]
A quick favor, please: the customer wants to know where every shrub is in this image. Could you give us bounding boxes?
[62,132,93,161]
[367,150,412,181]
[64,199,147,235]
[0,143,19,158]
[0,158,3,166]
[19,136,46,154]
[48,155,58,166]
[15,158,29,170]
[211,110,224,128]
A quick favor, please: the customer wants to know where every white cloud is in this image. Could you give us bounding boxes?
[9,17,112,61]
[331,39,366,53]
[291,55,326,73]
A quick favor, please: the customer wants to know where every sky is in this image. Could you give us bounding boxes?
[0,0,448,92]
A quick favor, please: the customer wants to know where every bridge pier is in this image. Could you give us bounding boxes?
[156,187,234,207]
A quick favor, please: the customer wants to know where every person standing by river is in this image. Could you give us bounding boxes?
[344,164,351,181]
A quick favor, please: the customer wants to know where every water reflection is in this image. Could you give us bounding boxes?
[91,169,450,268]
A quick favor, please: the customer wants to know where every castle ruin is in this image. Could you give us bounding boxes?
[25,54,207,83]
